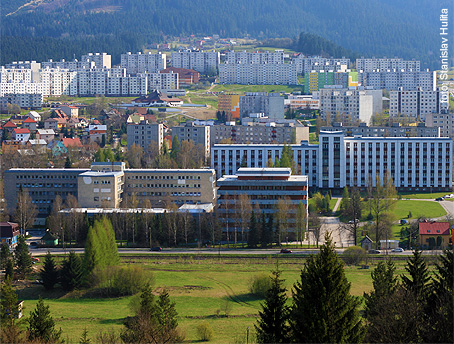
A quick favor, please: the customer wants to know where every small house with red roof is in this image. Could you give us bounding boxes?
[2,120,17,132]
[22,117,37,131]
[60,105,79,118]
[419,221,452,249]
[12,128,30,142]
[9,115,26,126]
[44,118,67,130]
[62,137,83,148]
[27,111,41,122]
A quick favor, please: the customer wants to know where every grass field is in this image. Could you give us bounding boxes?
[17,255,432,343]
[398,191,453,200]
[392,200,446,220]
[211,84,303,93]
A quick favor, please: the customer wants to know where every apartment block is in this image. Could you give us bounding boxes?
[81,53,111,69]
[41,59,95,70]
[318,87,383,124]
[239,92,285,120]
[148,71,179,91]
[293,56,350,74]
[171,50,220,74]
[211,131,452,191]
[225,50,284,64]
[217,168,308,233]
[356,58,420,72]
[0,93,42,109]
[210,122,309,145]
[321,122,440,138]
[172,122,211,158]
[121,52,166,74]
[126,120,164,151]
[304,71,358,93]
[358,70,435,90]
[218,93,241,119]
[160,67,200,86]
[285,95,320,110]
[389,89,448,120]
[425,113,454,138]
[219,63,297,85]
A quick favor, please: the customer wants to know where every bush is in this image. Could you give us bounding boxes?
[249,274,272,298]
[91,266,152,297]
[343,246,366,266]
[196,322,214,341]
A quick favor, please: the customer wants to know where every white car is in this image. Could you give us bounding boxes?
[391,247,404,253]
[444,194,454,199]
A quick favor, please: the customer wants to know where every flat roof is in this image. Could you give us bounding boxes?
[5,168,88,173]
[59,208,166,214]
[125,169,215,173]
[79,171,123,177]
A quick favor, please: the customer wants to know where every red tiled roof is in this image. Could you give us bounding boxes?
[93,120,101,125]
[3,121,17,128]
[23,117,36,123]
[62,137,83,148]
[419,222,451,235]
[13,128,30,134]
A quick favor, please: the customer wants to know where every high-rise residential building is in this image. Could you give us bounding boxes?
[81,53,111,69]
[0,93,43,110]
[41,59,95,70]
[211,131,452,191]
[172,122,211,158]
[219,63,297,85]
[171,50,220,74]
[239,92,285,119]
[318,87,383,124]
[285,95,320,110]
[293,56,350,74]
[358,70,435,90]
[218,93,241,119]
[148,71,179,91]
[121,52,166,74]
[304,71,358,93]
[225,50,284,64]
[425,113,454,138]
[389,88,448,120]
[126,120,164,151]
[356,58,420,72]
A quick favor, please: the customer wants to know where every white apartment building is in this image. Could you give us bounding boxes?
[126,121,164,152]
[148,71,179,91]
[40,68,78,96]
[356,58,420,72]
[171,50,220,74]
[239,92,285,119]
[358,70,435,90]
[4,61,41,71]
[211,131,452,191]
[389,88,448,120]
[292,56,350,74]
[225,50,284,64]
[0,93,43,109]
[219,63,297,85]
[121,52,166,74]
[81,53,111,69]
[425,113,454,138]
[318,87,383,123]
[41,59,95,70]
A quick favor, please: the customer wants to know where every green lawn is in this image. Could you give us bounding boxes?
[211,84,303,93]
[398,191,452,200]
[392,200,446,220]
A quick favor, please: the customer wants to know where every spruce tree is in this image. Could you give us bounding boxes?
[401,247,431,300]
[247,212,259,248]
[41,251,59,290]
[60,251,83,291]
[0,277,19,325]
[255,268,289,344]
[28,297,63,343]
[290,232,364,343]
[14,236,33,277]
[5,258,14,280]
[261,214,274,248]
[0,242,12,270]
[170,135,180,161]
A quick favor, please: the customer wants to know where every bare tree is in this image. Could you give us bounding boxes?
[237,193,252,247]
[309,212,322,248]
[64,194,82,246]
[296,202,307,247]
[48,195,64,243]
[276,197,291,246]
[13,187,37,235]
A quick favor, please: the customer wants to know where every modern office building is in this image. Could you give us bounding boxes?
[211,131,452,191]
[389,88,448,120]
[239,92,285,119]
[126,120,164,151]
[172,122,211,158]
[219,63,297,85]
[318,87,383,124]
[171,50,220,74]
[356,58,420,72]
[321,122,440,138]
[121,52,166,74]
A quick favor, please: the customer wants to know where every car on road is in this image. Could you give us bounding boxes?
[435,197,444,201]
[348,219,359,224]
[391,247,404,252]
[368,249,381,254]
[150,247,162,252]
[280,249,292,254]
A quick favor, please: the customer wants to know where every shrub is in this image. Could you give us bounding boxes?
[92,266,152,297]
[343,246,366,266]
[249,274,272,298]
[196,322,214,341]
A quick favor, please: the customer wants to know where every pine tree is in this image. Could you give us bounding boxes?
[255,268,289,344]
[40,251,59,290]
[5,258,14,280]
[290,232,364,343]
[28,297,63,343]
[64,156,72,168]
[247,212,259,248]
[261,214,274,248]
[401,247,431,300]
[79,328,91,344]
[60,251,83,291]
[0,242,12,270]
[0,277,19,325]
[14,236,33,277]
[156,289,180,343]
[170,135,181,161]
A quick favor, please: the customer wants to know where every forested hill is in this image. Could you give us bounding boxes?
[2,0,451,69]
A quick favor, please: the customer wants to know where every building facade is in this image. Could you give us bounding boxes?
[358,70,435,91]
[126,121,164,151]
[225,50,284,64]
[171,50,220,74]
[293,56,350,74]
[218,93,241,119]
[356,58,420,72]
[425,112,454,138]
[219,63,297,85]
[172,122,211,158]
[389,89,449,120]
[121,52,166,74]
[81,53,111,69]
[239,92,285,119]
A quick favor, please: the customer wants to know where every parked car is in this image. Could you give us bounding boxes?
[151,247,162,252]
[435,197,444,201]
[391,247,404,252]
[348,219,359,224]
[368,249,381,254]
[444,194,454,198]
[280,249,292,254]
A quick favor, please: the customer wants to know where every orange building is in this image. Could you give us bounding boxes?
[419,221,452,249]
[218,93,241,119]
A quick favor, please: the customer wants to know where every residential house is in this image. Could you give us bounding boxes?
[44,117,67,130]
[12,128,30,142]
[131,91,183,107]
[360,235,374,251]
[2,120,17,133]
[22,117,38,131]
[2,140,22,152]
[419,221,452,249]
[89,125,107,144]
[62,137,83,149]
[60,105,79,118]
[27,139,47,153]
[9,115,26,126]
[0,222,20,249]
[41,230,58,246]
[27,111,41,122]
[49,140,67,157]
[36,129,55,143]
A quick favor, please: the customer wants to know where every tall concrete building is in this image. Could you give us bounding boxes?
[425,113,454,138]
[172,122,211,158]
[225,50,284,64]
[127,121,164,151]
[148,71,179,92]
[389,88,448,120]
[218,93,241,119]
[41,59,95,70]
[121,52,166,74]
[318,87,383,124]
[239,92,285,120]
[293,56,350,74]
[356,58,420,72]
[171,50,220,74]
[81,53,111,69]
[358,70,435,90]
[219,63,297,85]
